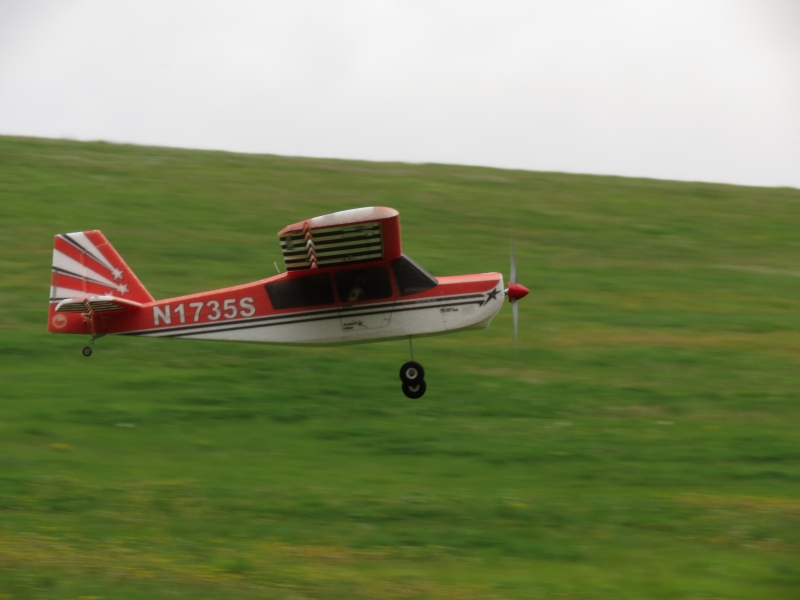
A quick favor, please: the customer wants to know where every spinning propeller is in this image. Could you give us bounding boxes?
[505,238,530,353]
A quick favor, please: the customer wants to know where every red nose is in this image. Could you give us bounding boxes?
[507,282,529,302]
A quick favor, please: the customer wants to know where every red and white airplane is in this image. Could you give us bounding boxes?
[48,207,529,398]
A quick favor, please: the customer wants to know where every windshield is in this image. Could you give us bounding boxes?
[391,254,438,296]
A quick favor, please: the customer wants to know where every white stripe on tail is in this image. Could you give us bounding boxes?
[50,230,154,304]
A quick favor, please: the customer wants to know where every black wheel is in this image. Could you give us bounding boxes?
[402,379,427,399]
[82,346,92,357]
[399,361,425,384]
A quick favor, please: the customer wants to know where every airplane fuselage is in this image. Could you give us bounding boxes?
[51,263,505,346]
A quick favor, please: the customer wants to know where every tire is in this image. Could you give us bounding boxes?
[82,346,92,357]
[402,379,427,399]
[399,361,425,384]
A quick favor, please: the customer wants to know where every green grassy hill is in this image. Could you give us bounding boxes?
[1,135,799,599]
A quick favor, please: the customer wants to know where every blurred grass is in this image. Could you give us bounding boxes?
[1,135,799,599]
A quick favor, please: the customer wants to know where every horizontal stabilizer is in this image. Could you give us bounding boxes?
[55,295,143,314]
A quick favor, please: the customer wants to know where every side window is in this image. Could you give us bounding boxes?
[265,273,334,309]
[391,255,438,296]
[335,267,393,302]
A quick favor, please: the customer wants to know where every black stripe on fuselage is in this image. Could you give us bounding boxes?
[122,293,488,338]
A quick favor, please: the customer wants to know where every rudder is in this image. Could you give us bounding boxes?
[50,230,154,305]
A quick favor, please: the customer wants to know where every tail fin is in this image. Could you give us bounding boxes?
[50,230,154,305]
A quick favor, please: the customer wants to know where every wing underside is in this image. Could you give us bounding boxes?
[277,207,402,272]
[280,222,384,271]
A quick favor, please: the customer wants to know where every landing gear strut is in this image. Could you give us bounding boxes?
[400,337,427,398]
[82,333,103,357]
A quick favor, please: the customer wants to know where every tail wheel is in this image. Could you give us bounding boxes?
[82,346,92,357]
[402,379,427,399]
[399,361,425,384]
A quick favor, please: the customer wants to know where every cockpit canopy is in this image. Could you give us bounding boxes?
[264,253,438,310]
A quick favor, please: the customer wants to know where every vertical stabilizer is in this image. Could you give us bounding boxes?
[50,230,154,305]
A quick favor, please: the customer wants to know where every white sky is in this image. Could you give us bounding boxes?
[1,0,798,188]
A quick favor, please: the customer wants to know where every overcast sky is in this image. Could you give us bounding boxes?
[1,1,798,188]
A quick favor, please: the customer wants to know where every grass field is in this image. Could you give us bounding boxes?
[1,135,799,599]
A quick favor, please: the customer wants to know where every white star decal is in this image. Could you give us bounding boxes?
[110,266,124,280]
[107,289,116,296]
[116,283,129,296]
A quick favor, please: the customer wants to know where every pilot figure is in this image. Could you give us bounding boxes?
[347,272,367,302]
